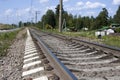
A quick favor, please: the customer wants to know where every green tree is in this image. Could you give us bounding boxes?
[90,16,95,30]
[41,9,56,28]
[77,15,83,30]
[24,22,31,27]
[62,11,68,28]
[55,4,60,28]
[113,6,120,24]
[19,21,23,27]
[41,15,47,25]
[82,16,91,29]
[55,4,60,17]
[67,14,74,28]
[55,4,64,16]
[108,16,113,25]
[55,4,65,28]
[93,8,109,29]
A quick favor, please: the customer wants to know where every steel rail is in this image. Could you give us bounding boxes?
[42,31,120,52]
[30,29,78,80]
[73,38,120,52]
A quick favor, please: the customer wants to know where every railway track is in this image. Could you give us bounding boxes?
[22,28,77,80]
[29,28,120,80]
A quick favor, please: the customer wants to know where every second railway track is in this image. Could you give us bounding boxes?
[29,28,120,80]
[23,28,77,80]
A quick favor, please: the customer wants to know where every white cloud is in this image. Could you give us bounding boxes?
[66,7,82,11]
[24,7,31,12]
[108,8,114,14]
[63,0,69,2]
[5,9,13,16]
[76,1,84,6]
[39,0,49,3]
[64,1,106,17]
[76,1,106,9]
[15,8,29,17]
[86,11,96,16]
[45,6,56,13]
[4,8,30,17]
[85,1,106,9]
[67,1,106,12]
[113,0,120,5]
[16,7,38,16]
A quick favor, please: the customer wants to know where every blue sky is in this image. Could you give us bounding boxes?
[0,0,120,24]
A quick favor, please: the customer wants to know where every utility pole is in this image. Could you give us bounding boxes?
[35,11,37,23]
[35,11,40,23]
[30,0,33,26]
[59,0,63,32]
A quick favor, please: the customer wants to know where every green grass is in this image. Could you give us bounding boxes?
[42,29,96,39]
[63,31,120,48]
[62,31,96,38]
[0,31,18,57]
[0,24,16,30]
[102,36,120,48]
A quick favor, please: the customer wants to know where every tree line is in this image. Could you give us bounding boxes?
[35,5,120,31]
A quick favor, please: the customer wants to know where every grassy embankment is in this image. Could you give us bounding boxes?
[0,31,19,57]
[102,35,120,48]
[0,24,15,30]
[41,29,120,48]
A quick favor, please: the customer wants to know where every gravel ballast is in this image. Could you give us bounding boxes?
[0,29,26,80]
[36,31,120,80]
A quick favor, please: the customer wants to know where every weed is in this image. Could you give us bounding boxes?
[0,31,18,57]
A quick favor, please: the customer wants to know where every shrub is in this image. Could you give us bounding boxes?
[45,24,53,29]
[115,28,120,33]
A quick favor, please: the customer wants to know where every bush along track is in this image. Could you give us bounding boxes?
[0,30,19,57]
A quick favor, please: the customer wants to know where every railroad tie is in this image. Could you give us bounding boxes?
[22,29,48,80]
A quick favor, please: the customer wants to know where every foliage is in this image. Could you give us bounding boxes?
[93,8,109,30]
[39,8,110,31]
[0,24,16,30]
[23,22,31,27]
[36,5,120,31]
[41,9,56,29]
[55,4,60,17]
[19,21,23,27]
[103,36,120,48]
[115,28,120,33]
[45,24,53,29]
[55,4,65,28]
[113,6,120,24]
[0,31,18,57]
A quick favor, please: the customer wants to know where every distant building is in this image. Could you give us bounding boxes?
[95,25,115,37]
[106,29,114,35]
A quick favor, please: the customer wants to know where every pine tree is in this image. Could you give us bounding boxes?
[94,8,109,29]
[114,6,120,24]
[41,10,56,28]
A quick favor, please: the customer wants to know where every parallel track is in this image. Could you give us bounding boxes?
[29,28,120,80]
[22,28,77,80]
